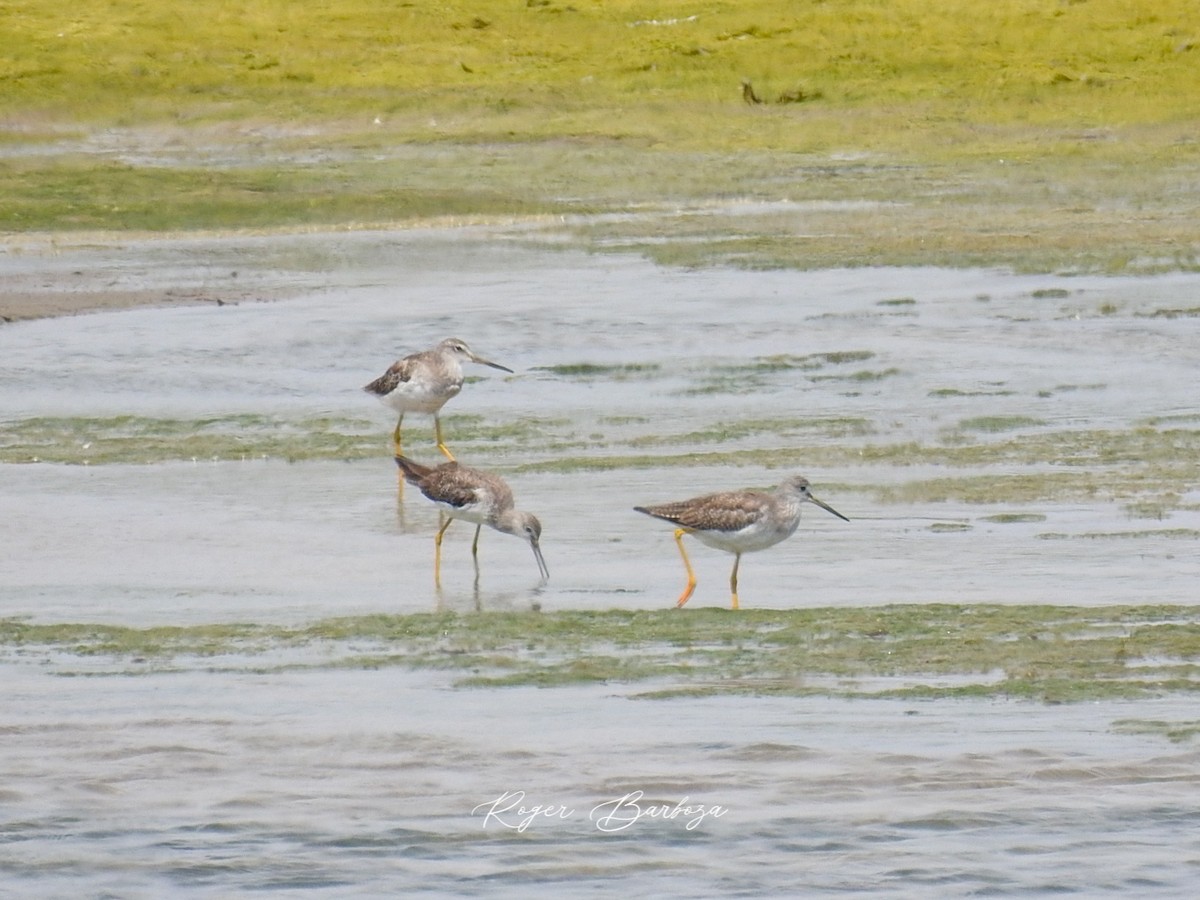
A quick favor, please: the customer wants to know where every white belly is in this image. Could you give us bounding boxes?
[435,499,489,527]
[381,377,462,414]
[691,517,799,555]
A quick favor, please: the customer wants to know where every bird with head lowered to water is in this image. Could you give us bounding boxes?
[394,454,549,587]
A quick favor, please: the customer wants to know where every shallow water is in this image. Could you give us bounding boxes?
[4,662,1199,897]
[3,458,1198,625]
[3,232,1199,621]
[2,230,1199,894]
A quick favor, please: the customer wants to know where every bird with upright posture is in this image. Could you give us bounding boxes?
[394,455,549,586]
[634,475,848,610]
[364,338,512,461]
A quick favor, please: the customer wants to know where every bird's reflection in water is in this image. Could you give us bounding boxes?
[435,576,548,613]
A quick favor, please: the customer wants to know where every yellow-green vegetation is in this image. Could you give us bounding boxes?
[4,0,1196,141]
[1112,719,1200,743]
[956,416,1047,433]
[532,363,662,379]
[0,413,554,464]
[1037,528,1200,540]
[3,413,1197,514]
[2,1,1199,270]
[3,605,1199,703]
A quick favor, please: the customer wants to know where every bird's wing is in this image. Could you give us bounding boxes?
[636,491,765,532]
[363,356,418,396]
[421,465,487,511]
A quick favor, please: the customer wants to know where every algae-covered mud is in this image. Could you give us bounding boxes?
[4,605,1198,704]
[3,233,1200,895]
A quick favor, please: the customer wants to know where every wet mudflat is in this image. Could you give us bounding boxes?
[2,229,1199,895]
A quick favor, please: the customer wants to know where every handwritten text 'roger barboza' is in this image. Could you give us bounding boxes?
[472,790,729,833]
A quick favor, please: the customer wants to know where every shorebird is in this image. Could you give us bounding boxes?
[364,338,512,461]
[634,475,848,609]
[394,455,549,585]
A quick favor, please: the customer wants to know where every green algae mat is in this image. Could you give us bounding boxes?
[5,605,1199,703]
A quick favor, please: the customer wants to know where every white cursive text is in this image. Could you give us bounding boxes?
[589,790,728,833]
[471,791,576,833]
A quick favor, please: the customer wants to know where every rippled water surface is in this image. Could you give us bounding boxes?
[6,662,1200,898]
[2,230,1199,895]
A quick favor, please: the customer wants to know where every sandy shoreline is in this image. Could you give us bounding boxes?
[0,225,543,323]
[0,231,347,323]
[0,285,280,323]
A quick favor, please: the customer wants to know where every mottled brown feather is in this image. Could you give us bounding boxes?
[396,457,513,513]
[393,454,435,483]
[635,491,769,533]
[363,356,419,397]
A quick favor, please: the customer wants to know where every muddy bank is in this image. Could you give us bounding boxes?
[0,221,577,322]
[0,232,331,322]
[0,285,279,322]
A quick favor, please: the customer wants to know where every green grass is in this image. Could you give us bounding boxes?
[4,605,1199,702]
[2,1,1200,272]
[5,1,1197,139]
[0,158,581,232]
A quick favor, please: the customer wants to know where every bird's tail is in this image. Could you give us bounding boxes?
[394,454,435,484]
[633,504,682,526]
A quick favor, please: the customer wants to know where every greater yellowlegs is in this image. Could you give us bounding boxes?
[634,475,848,609]
[394,454,549,585]
[364,338,512,461]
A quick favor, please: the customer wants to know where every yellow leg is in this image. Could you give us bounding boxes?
[393,415,405,494]
[470,524,483,582]
[729,553,742,610]
[672,528,698,608]
[434,515,453,587]
[392,414,404,455]
[434,415,455,462]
